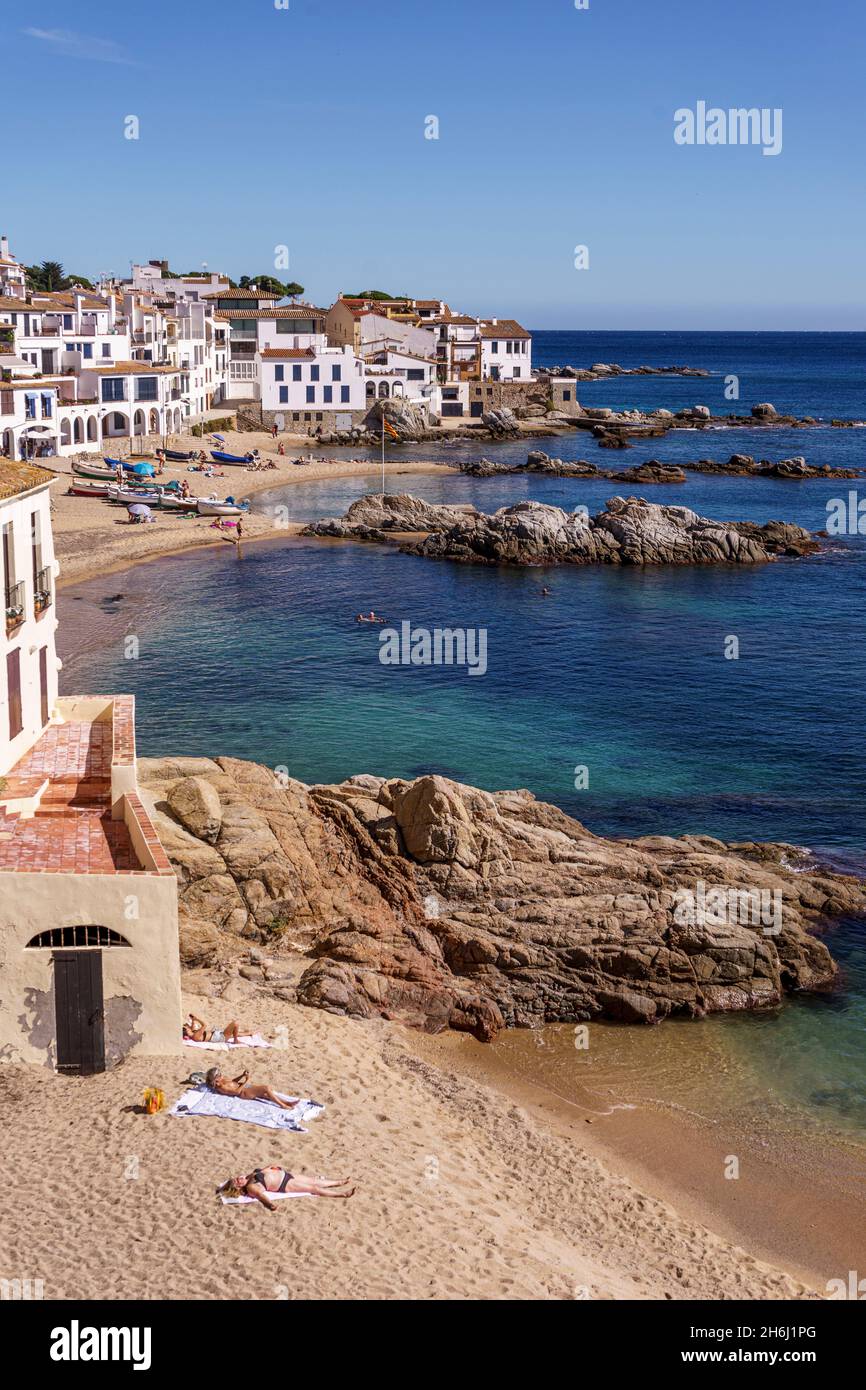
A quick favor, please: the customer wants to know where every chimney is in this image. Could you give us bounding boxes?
[0,236,8,259]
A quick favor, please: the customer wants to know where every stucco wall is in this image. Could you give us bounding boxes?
[0,870,182,1067]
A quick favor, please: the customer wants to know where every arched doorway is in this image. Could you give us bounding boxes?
[133,409,146,436]
[102,412,129,440]
[60,419,71,448]
[366,382,375,401]
[378,381,389,398]
[73,417,84,444]
[149,408,160,435]
[86,416,97,442]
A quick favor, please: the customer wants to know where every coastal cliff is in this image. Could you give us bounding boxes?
[138,758,866,1042]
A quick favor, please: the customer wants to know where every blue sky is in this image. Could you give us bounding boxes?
[4,0,863,329]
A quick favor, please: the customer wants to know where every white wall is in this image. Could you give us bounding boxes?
[0,482,59,777]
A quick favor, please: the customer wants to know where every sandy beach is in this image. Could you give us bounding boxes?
[0,986,826,1302]
[42,427,457,588]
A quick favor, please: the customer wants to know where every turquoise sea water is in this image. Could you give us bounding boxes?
[58,331,866,1140]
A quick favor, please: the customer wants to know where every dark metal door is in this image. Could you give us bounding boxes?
[53,950,105,1074]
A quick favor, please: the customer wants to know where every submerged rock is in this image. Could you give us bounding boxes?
[138,759,866,1041]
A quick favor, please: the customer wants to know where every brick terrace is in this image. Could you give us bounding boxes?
[0,716,150,875]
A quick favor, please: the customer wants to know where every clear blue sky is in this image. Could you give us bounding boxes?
[4,0,863,329]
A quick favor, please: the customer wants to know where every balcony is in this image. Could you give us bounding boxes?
[5,580,25,635]
[34,566,52,617]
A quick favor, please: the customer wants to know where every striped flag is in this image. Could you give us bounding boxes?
[382,416,400,441]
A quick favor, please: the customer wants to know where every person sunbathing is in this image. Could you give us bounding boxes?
[205,1067,297,1109]
[218,1167,355,1210]
[183,1014,241,1044]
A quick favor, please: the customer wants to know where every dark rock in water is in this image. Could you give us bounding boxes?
[595,430,632,449]
[137,758,866,1040]
[617,462,686,485]
[752,402,778,419]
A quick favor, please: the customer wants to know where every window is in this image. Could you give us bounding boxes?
[323,386,332,403]
[310,365,319,382]
[331,364,341,382]
[490,341,498,353]
[274,365,284,382]
[563,390,571,401]
[83,343,93,359]
[41,394,53,418]
[279,386,288,404]
[25,394,36,419]
[292,365,302,381]
[26,925,131,948]
[62,314,72,329]
[306,386,315,403]
[340,385,350,403]
[135,378,158,402]
[65,342,75,352]
[102,379,125,402]
[102,343,111,357]
[292,412,300,421]
[506,342,512,354]
[275,319,316,335]
[407,369,424,381]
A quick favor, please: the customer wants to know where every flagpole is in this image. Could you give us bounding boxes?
[381,407,385,495]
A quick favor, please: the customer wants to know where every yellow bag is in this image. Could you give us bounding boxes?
[143,1086,165,1115]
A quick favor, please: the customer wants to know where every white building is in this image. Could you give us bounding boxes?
[0,236,28,301]
[0,460,181,1071]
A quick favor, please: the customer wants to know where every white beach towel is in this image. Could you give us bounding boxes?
[183,1034,272,1051]
[171,1086,324,1132]
[221,1192,313,1205]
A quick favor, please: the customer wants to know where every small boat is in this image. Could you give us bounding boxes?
[104,456,156,477]
[196,495,251,517]
[68,480,111,498]
[156,491,198,511]
[163,449,198,461]
[210,450,254,465]
[73,460,122,481]
[108,484,162,505]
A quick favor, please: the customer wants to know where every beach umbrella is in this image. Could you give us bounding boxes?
[127,503,152,519]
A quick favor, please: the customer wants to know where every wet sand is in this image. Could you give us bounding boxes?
[408,1024,866,1295]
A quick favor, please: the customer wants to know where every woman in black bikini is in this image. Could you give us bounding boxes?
[219,1167,355,1210]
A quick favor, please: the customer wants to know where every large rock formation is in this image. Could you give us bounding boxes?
[137,759,866,1042]
[304,493,819,566]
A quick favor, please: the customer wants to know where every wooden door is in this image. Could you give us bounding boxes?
[6,647,22,740]
[53,950,105,1074]
[38,645,48,727]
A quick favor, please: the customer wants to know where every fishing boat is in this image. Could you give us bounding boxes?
[196,495,251,517]
[156,489,197,511]
[163,448,198,461]
[68,479,111,498]
[72,460,123,481]
[104,456,156,477]
[210,450,254,465]
[107,484,162,505]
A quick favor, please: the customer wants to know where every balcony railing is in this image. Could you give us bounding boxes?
[5,580,25,634]
[34,566,52,616]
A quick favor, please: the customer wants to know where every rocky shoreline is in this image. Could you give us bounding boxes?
[302,492,820,566]
[138,758,866,1043]
[457,449,862,483]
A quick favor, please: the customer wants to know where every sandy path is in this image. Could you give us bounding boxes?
[0,989,813,1302]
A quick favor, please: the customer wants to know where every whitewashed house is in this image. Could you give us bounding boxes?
[0,460,181,1071]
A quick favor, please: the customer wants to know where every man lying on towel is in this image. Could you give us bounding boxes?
[205,1067,297,1110]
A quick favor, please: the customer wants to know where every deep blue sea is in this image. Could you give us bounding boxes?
[58,331,866,1141]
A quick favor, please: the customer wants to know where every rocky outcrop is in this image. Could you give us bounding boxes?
[680,454,863,480]
[617,462,687,484]
[304,493,819,566]
[303,492,479,541]
[137,759,866,1041]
